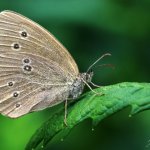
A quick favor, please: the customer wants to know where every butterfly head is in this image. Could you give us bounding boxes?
[85,69,94,83]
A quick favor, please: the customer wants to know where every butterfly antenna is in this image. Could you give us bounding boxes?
[88,63,114,88]
[86,53,111,73]
[94,63,115,69]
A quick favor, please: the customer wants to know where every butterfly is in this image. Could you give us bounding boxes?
[0,10,110,124]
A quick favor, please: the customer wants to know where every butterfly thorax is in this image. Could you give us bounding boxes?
[68,72,93,99]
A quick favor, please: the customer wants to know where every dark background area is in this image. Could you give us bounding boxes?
[0,0,149,150]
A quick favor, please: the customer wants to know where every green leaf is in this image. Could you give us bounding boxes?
[25,82,150,150]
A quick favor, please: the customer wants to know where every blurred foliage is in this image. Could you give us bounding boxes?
[0,0,149,150]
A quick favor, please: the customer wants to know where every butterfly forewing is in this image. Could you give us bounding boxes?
[0,10,79,118]
[0,11,79,76]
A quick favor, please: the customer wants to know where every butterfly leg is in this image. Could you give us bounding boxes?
[64,99,68,126]
[90,82,102,88]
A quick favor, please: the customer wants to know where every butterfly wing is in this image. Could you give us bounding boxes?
[0,82,69,118]
[0,10,78,118]
[0,10,79,78]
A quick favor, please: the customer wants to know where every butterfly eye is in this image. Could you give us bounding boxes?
[21,31,27,37]
[8,81,14,86]
[23,58,30,63]
[13,92,19,97]
[23,65,32,71]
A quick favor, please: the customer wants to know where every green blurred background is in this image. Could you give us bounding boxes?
[0,0,150,150]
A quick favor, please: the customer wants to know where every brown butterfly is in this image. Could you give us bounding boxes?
[0,10,110,124]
